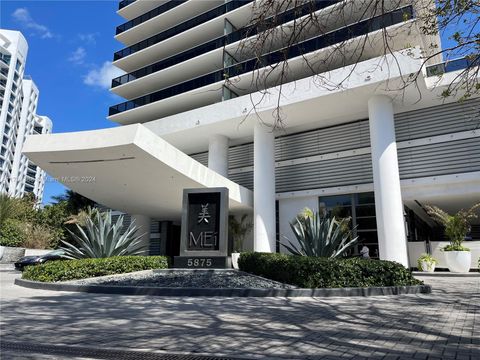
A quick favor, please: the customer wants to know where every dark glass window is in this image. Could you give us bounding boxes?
[319,192,379,258]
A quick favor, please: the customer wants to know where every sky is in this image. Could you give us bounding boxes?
[0,0,124,204]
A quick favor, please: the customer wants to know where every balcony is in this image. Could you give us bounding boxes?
[119,0,135,10]
[116,0,187,35]
[112,0,340,90]
[109,6,414,118]
[426,56,479,77]
[113,0,255,62]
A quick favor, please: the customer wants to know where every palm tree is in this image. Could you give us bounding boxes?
[52,190,95,214]
[0,194,18,229]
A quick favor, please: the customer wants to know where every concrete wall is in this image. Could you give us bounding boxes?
[430,241,480,270]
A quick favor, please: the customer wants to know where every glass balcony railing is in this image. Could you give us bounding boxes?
[113,0,255,61]
[109,6,413,117]
[112,0,340,88]
[117,1,187,35]
[119,0,136,10]
[426,56,479,77]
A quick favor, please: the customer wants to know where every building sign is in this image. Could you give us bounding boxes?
[175,188,230,268]
[186,192,221,251]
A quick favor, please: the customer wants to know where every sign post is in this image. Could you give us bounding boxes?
[174,188,231,268]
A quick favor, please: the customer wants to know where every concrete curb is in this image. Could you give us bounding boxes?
[14,278,431,297]
[413,271,479,277]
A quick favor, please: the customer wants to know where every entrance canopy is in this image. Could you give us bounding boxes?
[23,124,253,218]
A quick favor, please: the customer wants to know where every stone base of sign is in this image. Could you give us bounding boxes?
[173,256,231,269]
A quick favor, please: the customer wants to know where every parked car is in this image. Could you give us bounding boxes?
[14,250,65,271]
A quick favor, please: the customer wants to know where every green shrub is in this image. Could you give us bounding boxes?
[22,256,169,282]
[238,252,422,288]
[0,219,26,247]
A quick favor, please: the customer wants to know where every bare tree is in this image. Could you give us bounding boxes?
[223,0,479,128]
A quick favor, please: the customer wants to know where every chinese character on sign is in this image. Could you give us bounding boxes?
[198,203,210,224]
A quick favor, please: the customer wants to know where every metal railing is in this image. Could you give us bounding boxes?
[109,6,413,116]
[119,0,136,10]
[113,0,254,61]
[111,0,339,88]
[116,0,188,35]
[426,56,479,77]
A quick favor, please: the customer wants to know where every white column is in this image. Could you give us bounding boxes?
[253,122,276,252]
[368,95,409,267]
[208,134,229,177]
[131,214,151,254]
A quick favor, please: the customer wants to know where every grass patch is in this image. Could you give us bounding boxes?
[22,256,169,282]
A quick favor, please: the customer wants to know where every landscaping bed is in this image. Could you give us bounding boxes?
[22,256,169,282]
[16,253,431,297]
[70,270,294,289]
[239,252,423,288]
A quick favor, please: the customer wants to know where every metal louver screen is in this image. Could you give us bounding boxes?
[395,98,479,141]
[275,153,372,192]
[275,120,370,161]
[228,153,373,192]
[228,171,253,190]
[189,152,208,166]
[229,143,253,169]
[398,138,480,179]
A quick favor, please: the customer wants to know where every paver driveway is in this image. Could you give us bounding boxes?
[0,270,478,359]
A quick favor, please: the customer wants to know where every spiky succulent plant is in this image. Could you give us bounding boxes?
[281,210,358,258]
[60,210,148,259]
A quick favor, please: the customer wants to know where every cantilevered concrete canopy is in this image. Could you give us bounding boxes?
[23,124,253,218]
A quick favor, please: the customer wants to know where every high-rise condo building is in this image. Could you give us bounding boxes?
[0,30,53,203]
[24,1,479,268]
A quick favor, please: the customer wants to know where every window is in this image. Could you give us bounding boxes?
[319,192,379,258]
[0,53,11,65]
[15,59,22,72]
[13,72,19,83]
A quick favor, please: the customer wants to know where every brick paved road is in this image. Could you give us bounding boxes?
[0,270,478,359]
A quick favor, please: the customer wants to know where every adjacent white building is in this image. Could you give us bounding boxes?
[0,30,52,203]
[23,1,479,267]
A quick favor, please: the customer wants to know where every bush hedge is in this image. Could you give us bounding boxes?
[238,252,422,288]
[22,256,169,282]
[0,219,26,247]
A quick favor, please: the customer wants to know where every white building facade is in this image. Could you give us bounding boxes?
[0,30,52,203]
[23,1,479,268]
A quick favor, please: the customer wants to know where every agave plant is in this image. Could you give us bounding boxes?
[281,210,358,258]
[60,210,148,259]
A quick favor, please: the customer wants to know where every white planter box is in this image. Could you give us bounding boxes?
[444,251,471,273]
[420,261,436,272]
